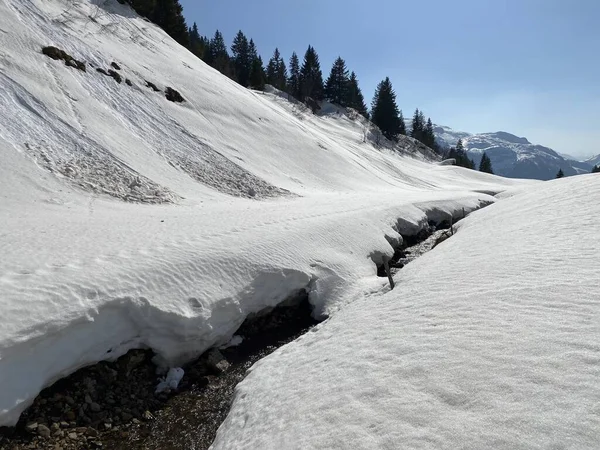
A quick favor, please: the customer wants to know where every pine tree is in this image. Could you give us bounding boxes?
[152,0,189,47]
[299,45,324,101]
[189,23,206,59]
[411,108,425,142]
[479,152,494,174]
[422,118,436,149]
[398,110,406,135]
[371,77,402,142]
[266,48,287,91]
[592,165,600,173]
[126,0,156,19]
[345,71,368,118]
[231,31,251,86]
[250,55,266,90]
[288,52,301,100]
[209,30,233,77]
[556,168,565,178]
[447,139,474,169]
[324,57,350,106]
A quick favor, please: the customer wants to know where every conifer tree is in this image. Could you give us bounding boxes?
[231,31,251,86]
[288,52,301,100]
[189,23,206,59]
[346,71,369,118]
[152,0,189,47]
[324,57,350,106]
[592,165,600,173]
[479,152,494,174]
[398,110,406,135]
[556,168,565,178]
[421,118,436,149]
[447,139,474,169]
[371,77,402,142]
[250,55,266,90]
[411,108,425,142]
[266,48,287,91]
[209,30,233,78]
[126,0,156,19]
[299,45,324,101]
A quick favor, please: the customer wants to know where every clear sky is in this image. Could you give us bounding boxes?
[181,0,600,159]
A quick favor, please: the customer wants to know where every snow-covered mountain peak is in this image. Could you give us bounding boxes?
[479,131,531,145]
[434,125,594,180]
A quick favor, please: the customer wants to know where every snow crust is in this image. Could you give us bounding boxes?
[212,174,600,450]
[0,0,527,426]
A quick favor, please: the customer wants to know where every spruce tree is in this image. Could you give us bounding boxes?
[126,0,156,19]
[266,48,287,91]
[288,52,301,100]
[447,139,473,169]
[371,77,402,142]
[250,55,266,90]
[411,108,424,142]
[209,30,233,78]
[421,118,436,149]
[346,71,368,118]
[592,165,600,173]
[231,31,251,86]
[398,110,406,135]
[479,152,494,174]
[152,0,189,47]
[299,45,324,101]
[189,23,206,59]
[324,57,350,106]
[556,168,565,178]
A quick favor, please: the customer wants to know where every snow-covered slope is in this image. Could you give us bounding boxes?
[435,126,594,179]
[0,0,529,426]
[212,174,600,450]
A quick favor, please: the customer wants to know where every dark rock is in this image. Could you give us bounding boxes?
[90,402,102,413]
[42,46,86,72]
[165,87,185,103]
[96,67,122,84]
[110,62,121,70]
[37,424,51,437]
[145,80,160,92]
[107,69,122,83]
[125,79,132,86]
[205,349,230,374]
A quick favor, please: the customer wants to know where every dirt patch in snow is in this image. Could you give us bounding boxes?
[0,291,318,450]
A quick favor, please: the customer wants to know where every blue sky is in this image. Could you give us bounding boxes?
[181,0,600,158]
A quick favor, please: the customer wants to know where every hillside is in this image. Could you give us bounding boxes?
[0,0,524,428]
[434,126,594,179]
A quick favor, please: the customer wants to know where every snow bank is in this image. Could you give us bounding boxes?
[212,174,600,450]
[0,0,529,426]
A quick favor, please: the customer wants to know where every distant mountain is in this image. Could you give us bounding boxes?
[585,154,600,168]
[434,126,594,180]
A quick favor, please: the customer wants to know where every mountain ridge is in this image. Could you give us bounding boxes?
[434,126,595,179]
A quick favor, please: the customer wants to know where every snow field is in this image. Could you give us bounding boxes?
[212,174,600,450]
[0,0,529,428]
